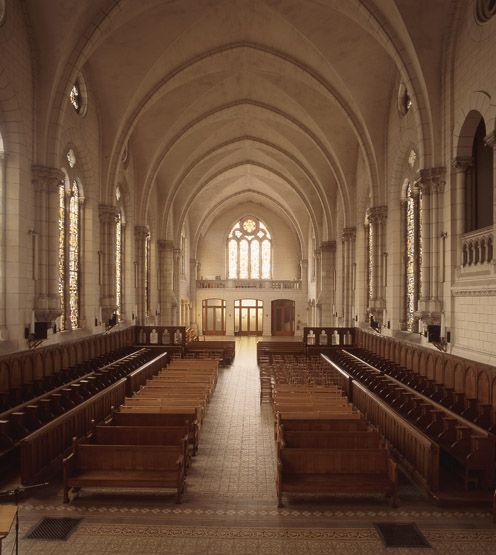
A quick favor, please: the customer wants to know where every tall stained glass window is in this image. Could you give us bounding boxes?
[367,223,373,303]
[144,234,150,316]
[115,212,122,318]
[404,182,421,332]
[59,150,82,331]
[227,218,271,279]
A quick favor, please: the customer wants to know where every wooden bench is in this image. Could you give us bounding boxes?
[88,424,191,468]
[63,440,185,504]
[109,410,199,454]
[277,447,398,508]
[279,429,382,450]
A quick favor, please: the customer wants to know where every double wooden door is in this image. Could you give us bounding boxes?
[234,299,263,335]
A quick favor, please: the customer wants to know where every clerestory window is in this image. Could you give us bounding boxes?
[228,217,271,279]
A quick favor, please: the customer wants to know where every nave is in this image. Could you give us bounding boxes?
[2,338,496,555]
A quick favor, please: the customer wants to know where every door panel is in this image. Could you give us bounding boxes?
[271,299,295,336]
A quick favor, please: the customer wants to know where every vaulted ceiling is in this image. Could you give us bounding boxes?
[26,0,452,248]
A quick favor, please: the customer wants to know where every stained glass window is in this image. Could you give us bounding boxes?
[144,234,150,316]
[58,182,66,330]
[405,182,421,332]
[227,217,272,279]
[68,182,80,329]
[59,155,82,331]
[115,212,122,318]
[367,223,373,302]
[70,82,81,113]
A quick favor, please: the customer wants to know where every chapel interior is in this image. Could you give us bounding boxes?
[0,0,496,553]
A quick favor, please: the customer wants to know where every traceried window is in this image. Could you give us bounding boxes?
[115,186,124,319]
[115,212,122,318]
[59,150,83,330]
[144,233,151,317]
[367,223,373,303]
[404,182,422,332]
[228,217,271,279]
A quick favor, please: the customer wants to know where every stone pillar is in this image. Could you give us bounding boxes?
[0,151,7,339]
[320,241,336,326]
[99,204,119,323]
[158,240,176,325]
[173,248,181,324]
[134,225,149,325]
[417,167,445,328]
[189,258,198,329]
[366,206,387,323]
[300,259,308,325]
[32,166,64,323]
[342,227,356,326]
[451,158,472,268]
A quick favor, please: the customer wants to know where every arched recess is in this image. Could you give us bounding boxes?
[191,189,304,261]
[477,371,490,405]
[464,367,477,399]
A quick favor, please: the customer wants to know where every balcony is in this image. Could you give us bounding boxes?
[197,279,302,290]
[461,226,493,268]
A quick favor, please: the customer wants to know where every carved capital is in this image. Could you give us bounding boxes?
[484,131,496,149]
[98,203,119,223]
[417,167,446,195]
[134,225,150,239]
[342,227,356,242]
[366,205,388,224]
[321,240,336,253]
[451,156,472,173]
[32,165,65,193]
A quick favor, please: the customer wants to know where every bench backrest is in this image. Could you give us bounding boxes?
[279,447,388,474]
[76,444,181,470]
[281,430,381,449]
[111,411,193,427]
[94,425,188,445]
[279,418,368,432]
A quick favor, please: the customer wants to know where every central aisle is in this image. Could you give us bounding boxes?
[187,336,277,505]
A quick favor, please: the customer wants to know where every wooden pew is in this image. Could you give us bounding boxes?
[279,429,382,450]
[88,424,191,468]
[277,447,398,508]
[63,440,185,504]
[109,410,200,455]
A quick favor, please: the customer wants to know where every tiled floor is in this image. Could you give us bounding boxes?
[2,337,495,554]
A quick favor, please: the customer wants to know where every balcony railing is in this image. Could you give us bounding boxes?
[461,226,493,267]
[197,279,302,290]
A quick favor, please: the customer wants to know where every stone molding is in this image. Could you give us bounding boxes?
[452,286,496,297]
[134,225,150,238]
[32,165,64,192]
[98,203,119,222]
[366,205,387,224]
[157,239,174,250]
[417,167,446,194]
[451,156,472,173]
[320,240,336,252]
[484,131,496,148]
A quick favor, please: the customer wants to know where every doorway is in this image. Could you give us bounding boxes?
[202,298,226,335]
[271,299,295,336]
[234,299,263,335]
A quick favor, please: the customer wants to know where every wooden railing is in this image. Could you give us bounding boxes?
[20,379,127,485]
[351,381,440,492]
[321,354,440,492]
[126,352,168,395]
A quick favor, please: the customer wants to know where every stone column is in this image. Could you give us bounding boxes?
[417,172,431,305]
[320,241,336,326]
[0,151,7,338]
[189,258,198,329]
[173,248,181,324]
[32,166,64,323]
[342,227,356,326]
[366,206,387,322]
[99,204,119,323]
[451,158,472,268]
[134,225,149,325]
[430,168,446,302]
